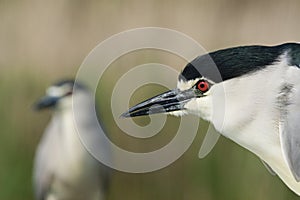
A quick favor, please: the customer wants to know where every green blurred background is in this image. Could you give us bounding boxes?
[1,0,300,199]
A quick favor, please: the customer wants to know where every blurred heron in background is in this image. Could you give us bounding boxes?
[33,79,110,200]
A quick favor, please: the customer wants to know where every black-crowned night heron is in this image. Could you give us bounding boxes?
[33,80,110,200]
[122,43,300,195]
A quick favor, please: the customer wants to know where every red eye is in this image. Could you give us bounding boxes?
[197,80,209,92]
[65,91,73,96]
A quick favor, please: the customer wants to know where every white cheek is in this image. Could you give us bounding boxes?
[184,97,212,121]
[56,96,72,110]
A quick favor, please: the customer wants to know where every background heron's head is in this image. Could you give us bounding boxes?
[34,79,87,111]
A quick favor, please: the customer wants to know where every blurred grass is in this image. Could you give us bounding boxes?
[1,0,300,200]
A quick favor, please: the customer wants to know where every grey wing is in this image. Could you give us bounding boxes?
[33,117,61,200]
[74,99,112,196]
[280,79,300,182]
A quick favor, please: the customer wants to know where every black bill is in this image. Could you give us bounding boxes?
[121,88,196,118]
[33,96,60,110]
